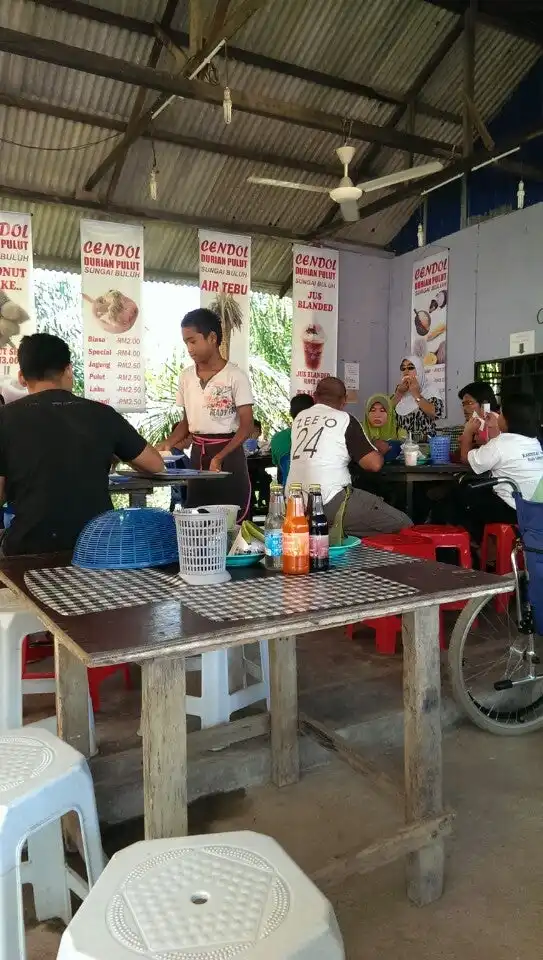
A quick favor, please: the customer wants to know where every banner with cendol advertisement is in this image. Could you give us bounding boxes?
[411,250,448,410]
[80,219,145,412]
[291,244,338,396]
[0,211,35,403]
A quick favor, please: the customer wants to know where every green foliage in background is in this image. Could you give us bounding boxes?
[140,354,182,445]
[34,274,84,395]
[32,274,292,442]
[249,293,292,435]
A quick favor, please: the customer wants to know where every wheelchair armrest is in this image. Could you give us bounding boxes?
[459,475,521,496]
[459,475,498,490]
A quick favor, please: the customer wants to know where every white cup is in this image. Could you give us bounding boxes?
[404,450,419,467]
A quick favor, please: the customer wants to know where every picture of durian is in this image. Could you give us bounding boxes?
[0,292,30,347]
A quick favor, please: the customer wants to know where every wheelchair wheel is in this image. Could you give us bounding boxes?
[448,589,543,735]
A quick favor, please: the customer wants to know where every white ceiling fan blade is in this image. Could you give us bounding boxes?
[247,176,329,194]
[357,161,444,193]
[340,199,360,222]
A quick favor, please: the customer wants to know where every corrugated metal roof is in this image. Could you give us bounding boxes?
[0,0,539,286]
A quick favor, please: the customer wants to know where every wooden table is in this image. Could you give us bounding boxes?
[0,549,512,906]
[380,462,471,516]
[108,470,228,508]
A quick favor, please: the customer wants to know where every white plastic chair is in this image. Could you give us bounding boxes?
[186,641,270,728]
[0,727,104,960]
[57,831,345,959]
[0,589,97,752]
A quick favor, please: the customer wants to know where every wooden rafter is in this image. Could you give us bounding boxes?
[105,0,181,204]
[278,21,463,296]
[0,90,340,178]
[0,28,457,192]
[84,0,271,191]
[205,0,233,40]
[311,119,543,239]
[423,0,543,48]
[0,181,309,244]
[189,0,203,56]
[31,1,463,126]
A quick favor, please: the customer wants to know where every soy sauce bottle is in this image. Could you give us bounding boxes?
[306,483,329,572]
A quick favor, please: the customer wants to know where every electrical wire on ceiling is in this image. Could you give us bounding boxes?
[0,133,122,151]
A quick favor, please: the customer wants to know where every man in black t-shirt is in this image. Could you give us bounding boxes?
[0,333,164,556]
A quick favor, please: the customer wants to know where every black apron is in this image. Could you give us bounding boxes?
[186,433,251,522]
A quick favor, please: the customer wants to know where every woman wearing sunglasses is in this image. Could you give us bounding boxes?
[392,355,443,438]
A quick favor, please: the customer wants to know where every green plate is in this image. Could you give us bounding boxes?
[329,535,361,558]
[226,553,264,568]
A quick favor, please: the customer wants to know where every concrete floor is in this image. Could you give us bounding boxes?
[26,722,543,959]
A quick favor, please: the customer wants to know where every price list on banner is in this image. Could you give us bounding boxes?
[81,220,145,411]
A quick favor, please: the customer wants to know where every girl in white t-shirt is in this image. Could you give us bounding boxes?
[457,392,543,543]
[160,309,254,520]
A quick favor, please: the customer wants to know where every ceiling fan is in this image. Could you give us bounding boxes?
[247,145,444,222]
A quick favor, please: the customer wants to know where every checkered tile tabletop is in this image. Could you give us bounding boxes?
[177,570,418,622]
[25,567,182,617]
[24,546,420,619]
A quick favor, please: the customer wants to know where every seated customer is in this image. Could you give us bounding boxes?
[392,355,443,438]
[287,377,411,537]
[0,333,163,556]
[458,380,500,450]
[363,393,406,454]
[271,394,314,467]
[457,392,543,542]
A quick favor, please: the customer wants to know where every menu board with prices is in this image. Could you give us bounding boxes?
[81,219,145,411]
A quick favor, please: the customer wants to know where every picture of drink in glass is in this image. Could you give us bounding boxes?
[302,322,326,371]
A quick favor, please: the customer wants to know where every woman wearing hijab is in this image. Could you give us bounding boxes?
[363,394,406,453]
[392,355,443,438]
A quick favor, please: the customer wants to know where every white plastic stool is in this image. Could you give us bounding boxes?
[186,641,270,729]
[0,727,105,960]
[0,589,97,753]
[0,590,52,732]
[57,830,345,959]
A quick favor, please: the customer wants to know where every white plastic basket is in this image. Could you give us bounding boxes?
[174,508,231,585]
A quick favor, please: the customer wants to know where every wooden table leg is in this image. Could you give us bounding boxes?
[129,491,147,508]
[55,638,91,857]
[141,655,187,839]
[269,635,299,787]
[406,475,414,517]
[55,637,91,758]
[402,605,444,906]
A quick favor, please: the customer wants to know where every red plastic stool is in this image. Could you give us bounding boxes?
[406,525,472,611]
[344,532,446,654]
[480,523,518,613]
[87,664,132,711]
[21,632,54,680]
[21,636,131,711]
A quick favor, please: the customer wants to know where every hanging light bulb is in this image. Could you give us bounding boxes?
[223,86,232,125]
[417,221,425,247]
[223,45,232,125]
[149,167,158,201]
[149,142,158,201]
[517,178,525,210]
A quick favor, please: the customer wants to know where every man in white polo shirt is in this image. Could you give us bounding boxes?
[459,391,543,541]
[287,377,412,536]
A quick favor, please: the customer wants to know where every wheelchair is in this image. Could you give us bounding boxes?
[448,477,543,735]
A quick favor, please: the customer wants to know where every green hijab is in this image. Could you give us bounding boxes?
[363,393,405,440]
